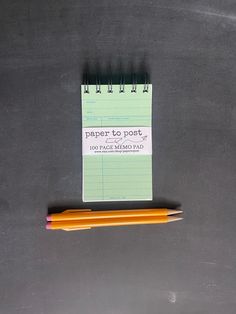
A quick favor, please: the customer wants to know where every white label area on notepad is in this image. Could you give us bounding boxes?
[83,127,152,155]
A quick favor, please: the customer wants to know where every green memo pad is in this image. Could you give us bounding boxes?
[81,84,152,202]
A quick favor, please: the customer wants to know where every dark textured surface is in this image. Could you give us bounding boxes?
[1,1,236,313]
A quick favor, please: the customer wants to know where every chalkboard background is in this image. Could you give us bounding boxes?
[1,1,236,313]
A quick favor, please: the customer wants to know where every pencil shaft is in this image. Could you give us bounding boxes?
[47,216,182,230]
[48,208,182,221]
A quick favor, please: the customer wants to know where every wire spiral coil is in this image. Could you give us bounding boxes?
[83,75,149,94]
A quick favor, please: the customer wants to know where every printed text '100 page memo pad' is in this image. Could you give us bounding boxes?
[81,84,152,202]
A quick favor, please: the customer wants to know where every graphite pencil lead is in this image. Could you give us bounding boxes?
[167,209,183,216]
[167,216,183,223]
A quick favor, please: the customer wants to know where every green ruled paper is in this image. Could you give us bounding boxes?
[81,84,152,202]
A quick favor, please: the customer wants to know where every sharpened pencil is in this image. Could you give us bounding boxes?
[47,208,183,221]
[46,215,183,231]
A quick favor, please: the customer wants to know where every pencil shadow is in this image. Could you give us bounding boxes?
[48,198,181,214]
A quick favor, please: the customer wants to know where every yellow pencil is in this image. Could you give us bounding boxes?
[47,208,183,221]
[46,215,183,231]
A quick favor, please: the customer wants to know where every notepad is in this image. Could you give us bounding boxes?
[81,84,152,202]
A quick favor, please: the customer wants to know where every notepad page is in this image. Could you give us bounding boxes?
[81,84,152,202]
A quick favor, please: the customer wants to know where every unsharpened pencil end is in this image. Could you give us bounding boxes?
[47,215,51,221]
[46,222,51,230]
[168,216,183,223]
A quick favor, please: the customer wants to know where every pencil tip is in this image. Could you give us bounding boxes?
[168,216,183,223]
[168,209,183,215]
[46,215,51,221]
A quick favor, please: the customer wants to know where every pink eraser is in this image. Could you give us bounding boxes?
[46,222,51,230]
[46,215,52,221]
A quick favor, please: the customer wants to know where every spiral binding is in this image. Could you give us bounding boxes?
[143,73,149,93]
[83,74,89,94]
[119,76,125,93]
[83,75,149,93]
[107,78,113,93]
[131,74,137,93]
[96,76,101,93]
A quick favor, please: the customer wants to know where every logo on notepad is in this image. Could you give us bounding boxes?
[83,127,152,155]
